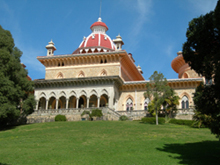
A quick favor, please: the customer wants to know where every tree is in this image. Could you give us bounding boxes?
[0,25,35,126]
[144,71,172,125]
[163,88,180,118]
[182,1,220,138]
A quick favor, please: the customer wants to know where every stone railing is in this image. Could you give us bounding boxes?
[117,110,147,120]
[27,107,122,123]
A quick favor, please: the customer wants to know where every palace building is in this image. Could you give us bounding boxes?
[27,17,203,123]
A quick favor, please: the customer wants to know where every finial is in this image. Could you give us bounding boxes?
[98,17,102,22]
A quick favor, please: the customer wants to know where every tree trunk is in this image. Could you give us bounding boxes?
[156,108,158,125]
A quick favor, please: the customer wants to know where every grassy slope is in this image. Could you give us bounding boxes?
[0,121,219,165]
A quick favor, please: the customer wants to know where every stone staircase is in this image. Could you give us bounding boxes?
[27,107,121,123]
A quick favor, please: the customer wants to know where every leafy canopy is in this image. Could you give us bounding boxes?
[144,71,172,125]
[182,1,220,138]
[0,25,35,126]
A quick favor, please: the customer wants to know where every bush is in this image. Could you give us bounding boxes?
[81,111,91,117]
[141,117,165,124]
[91,109,103,118]
[169,119,193,127]
[55,115,67,122]
[119,115,129,121]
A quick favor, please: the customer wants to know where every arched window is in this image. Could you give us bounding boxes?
[126,98,133,111]
[144,98,150,111]
[100,59,103,63]
[181,96,189,109]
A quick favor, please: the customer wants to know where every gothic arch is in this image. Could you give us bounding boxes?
[69,90,77,98]
[59,91,66,98]
[79,90,87,98]
[89,89,98,97]
[99,69,107,76]
[78,70,85,77]
[57,72,64,79]
[100,89,109,96]
[124,95,135,104]
[179,92,192,102]
[39,92,46,100]
[49,92,56,99]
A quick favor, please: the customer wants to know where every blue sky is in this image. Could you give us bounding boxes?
[0,0,218,80]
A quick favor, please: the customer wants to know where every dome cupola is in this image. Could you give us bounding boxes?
[90,17,108,33]
[74,17,116,54]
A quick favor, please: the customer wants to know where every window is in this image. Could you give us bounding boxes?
[126,98,133,111]
[181,95,189,109]
[144,98,150,111]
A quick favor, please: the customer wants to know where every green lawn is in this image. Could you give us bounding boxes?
[0,121,219,165]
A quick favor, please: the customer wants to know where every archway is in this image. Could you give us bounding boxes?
[48,97,56,109]
[79,95,87,108]
[69,96,76,108]
[38,97,46,110]
[100,94,108,107]
[58,96,66,109]
[89,95,98,107]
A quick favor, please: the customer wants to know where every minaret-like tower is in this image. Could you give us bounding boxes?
[46,40,56,56]
[113,34,124,50]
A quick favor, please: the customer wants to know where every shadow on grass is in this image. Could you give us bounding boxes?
[157,141,220,165]
[0,125,17,131]
[0,163,11,165]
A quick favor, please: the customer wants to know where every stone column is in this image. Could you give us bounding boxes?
[107,96,110,107]
[97,97,100,108]
[56,99,59,109]
[76,98,79,109]
[66,99,69,109]
[87,97,90,108]
[35,100,39,110]
[46,99,49,110]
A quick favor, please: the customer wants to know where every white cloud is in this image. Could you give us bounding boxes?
[131,0,153,37]
[187,0,218,15]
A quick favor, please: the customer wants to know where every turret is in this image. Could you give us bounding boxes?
[113,34,124,50]
[137,65,143,74]
[46,40,56,56]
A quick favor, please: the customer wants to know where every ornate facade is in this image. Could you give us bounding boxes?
[28,17,203,122]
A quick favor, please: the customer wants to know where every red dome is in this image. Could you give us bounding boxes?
[79,33,115,50]
[90,21,108,31]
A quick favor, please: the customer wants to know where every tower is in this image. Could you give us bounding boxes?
[113,34,124,50]
[46,40,56,56]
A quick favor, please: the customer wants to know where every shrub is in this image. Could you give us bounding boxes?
[81,111,91,117]
[141,117,165,124]
[55,115,67,122]
[169,119,193,127]
[91,109,103,117]
[119,115,129,121]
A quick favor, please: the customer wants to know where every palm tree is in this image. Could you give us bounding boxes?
[163,89,180,118]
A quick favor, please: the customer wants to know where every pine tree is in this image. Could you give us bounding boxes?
[0,25,35,126]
